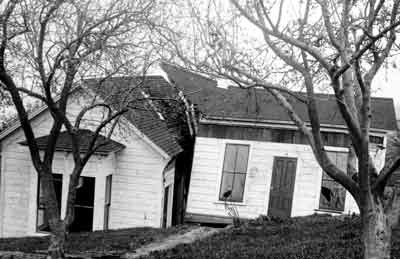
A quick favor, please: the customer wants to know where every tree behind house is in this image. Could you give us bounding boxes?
[0,0,161,258]
[159,1,400,258]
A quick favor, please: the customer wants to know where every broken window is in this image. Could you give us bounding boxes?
[37,174,63,232]
[319,151,348,212]
[219,144,249,202]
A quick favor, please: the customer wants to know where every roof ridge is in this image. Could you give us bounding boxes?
[160,61,217,84]
[83,75,165,81]
[225,85,395,101]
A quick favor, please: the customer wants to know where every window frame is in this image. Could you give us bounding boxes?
[318,151,348,212]
[217,142,250,204]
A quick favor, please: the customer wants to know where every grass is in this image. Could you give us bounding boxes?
[140,215,400,259]
[0,225,193,256]
[2,215,400,258]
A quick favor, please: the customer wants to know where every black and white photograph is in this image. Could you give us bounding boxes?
[0,0,399,258]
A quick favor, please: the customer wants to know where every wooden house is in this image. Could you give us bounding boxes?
[0,76,191,237]
[161,63,398,224]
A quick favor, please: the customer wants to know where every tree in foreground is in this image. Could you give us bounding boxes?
[0,0,159,258]
[160,0,400,258]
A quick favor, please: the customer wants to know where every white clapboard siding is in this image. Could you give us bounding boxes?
[186,137,387,220]
[0,92,169,237]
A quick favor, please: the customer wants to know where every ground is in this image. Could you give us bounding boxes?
[139,215,400,259]
[0,225,193,257]
[1,215,400,258]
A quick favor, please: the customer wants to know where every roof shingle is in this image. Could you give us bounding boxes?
[161,63,398,131]
[85,76,183,157]
[20,129,125,156]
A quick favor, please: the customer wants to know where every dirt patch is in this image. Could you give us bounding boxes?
[123,227,220,259]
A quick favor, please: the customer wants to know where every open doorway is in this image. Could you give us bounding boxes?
[69,176,95,232]
[162,184,173,228]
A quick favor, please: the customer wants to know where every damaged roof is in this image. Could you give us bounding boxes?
[85,76,183,157]
[3,76,182,158]
[161,63,398,131]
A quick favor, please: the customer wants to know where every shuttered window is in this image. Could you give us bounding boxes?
[219,144,250,202]
[319,151,348,212]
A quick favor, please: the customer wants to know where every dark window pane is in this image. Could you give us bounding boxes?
[282,130,294,143]
[370,135,384,144]
[271,129,280,142]
[75,177,95,207]
[219,172,234,200]
[319,180,346,211]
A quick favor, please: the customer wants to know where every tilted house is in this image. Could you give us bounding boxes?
[161,63,398,223]
[0,76,191,237]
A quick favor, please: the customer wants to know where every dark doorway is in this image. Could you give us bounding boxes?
[162,185,170,228]
[69,176,95,232]
[268,157,297,218]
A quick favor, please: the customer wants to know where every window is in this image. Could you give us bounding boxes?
[321,132,349,147]
[104,175,112,230]
[319,151,348,212]
[271,129,295,143]
[369,135,384,145]
[37,174,63,232]
[219,144,250,202]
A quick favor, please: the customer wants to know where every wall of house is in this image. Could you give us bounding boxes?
[186,136,386,220]
[109,129,167,229]
[0,92,169,237]
[24,152,115,235]
[0,108,54,237]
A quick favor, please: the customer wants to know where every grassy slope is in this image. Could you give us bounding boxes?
[0,225,192,256]
[142,215,400,259]
[2,215,400,258]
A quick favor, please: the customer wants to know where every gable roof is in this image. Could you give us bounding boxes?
[161,63,398,131]
[0,76,182,158]
[85,76,182,157]
[20,129,125,156]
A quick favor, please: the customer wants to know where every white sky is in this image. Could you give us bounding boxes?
[373,68,400,118]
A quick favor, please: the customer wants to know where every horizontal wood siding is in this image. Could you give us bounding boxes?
[186,137,373,221]
[110,133,166,229]
[0,93,168,237]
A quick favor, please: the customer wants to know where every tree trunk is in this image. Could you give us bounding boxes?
[362,199,392,259]
[48,222,66,259]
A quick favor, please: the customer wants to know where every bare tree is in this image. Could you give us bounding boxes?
[0,0,160,258]
[159,0,400,258]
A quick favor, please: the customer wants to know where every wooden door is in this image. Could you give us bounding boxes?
[268,157,297,218]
